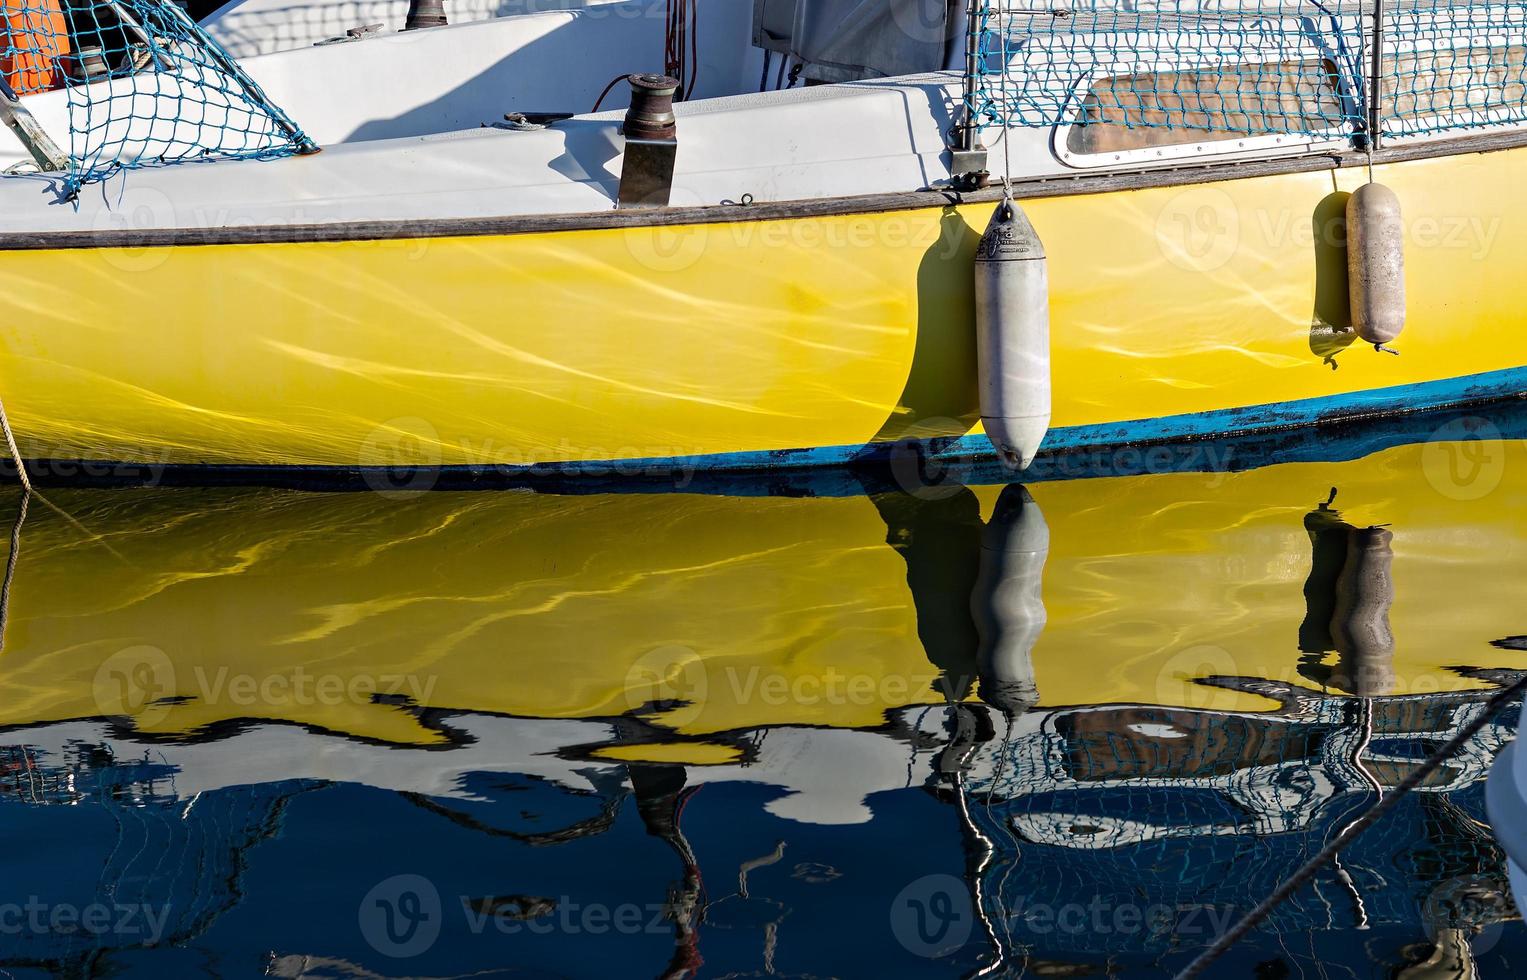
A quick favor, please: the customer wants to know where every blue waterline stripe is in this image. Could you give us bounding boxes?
[11,365,1527,490]
[635,364,1527,475]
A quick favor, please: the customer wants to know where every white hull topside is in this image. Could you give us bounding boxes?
[0,0,970,231]
[0,0,1439,234]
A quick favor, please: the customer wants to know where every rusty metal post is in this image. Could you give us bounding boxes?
[951,0,989,182]
[617,74,679,209]
[1367,0,1385,150]
[0,78,67,172]
[405,0,448,30]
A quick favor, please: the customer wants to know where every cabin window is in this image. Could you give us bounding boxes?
[1384,44,1527,128]
[1063,59,1346,156]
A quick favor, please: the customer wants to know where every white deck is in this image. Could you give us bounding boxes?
[0,0,1370,234]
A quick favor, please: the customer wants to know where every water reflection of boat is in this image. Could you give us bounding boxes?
[3,417,1526,744]
[0,664,1517,972]
[974,672,1519,849]
[0,419,1523,972]
[954,677,1522,972]
[0,739,317,971]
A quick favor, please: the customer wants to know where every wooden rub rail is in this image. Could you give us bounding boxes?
[0,126,1525,252]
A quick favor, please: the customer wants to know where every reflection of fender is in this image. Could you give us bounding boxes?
[1,0,70,95]
[972,484,1048,716]
[1298,489,1397,697]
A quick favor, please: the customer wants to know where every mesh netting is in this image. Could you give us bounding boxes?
[969,1,1527,151]
[1382,1,1527,136]
[1,0,313,195]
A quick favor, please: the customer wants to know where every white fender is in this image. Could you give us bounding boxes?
[971,484,1048,715]
[1346,182,1406,349]
[974,198,1052,469]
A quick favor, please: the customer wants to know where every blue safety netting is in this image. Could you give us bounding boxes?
[967,1,1527,149]
[1,0,314,196]
[1382,1,1527,136]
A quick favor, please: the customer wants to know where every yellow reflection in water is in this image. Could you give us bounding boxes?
[1014,433,1527,711]
[0,432,1521,744]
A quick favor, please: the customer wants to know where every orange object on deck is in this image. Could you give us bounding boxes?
[1,0,71,95]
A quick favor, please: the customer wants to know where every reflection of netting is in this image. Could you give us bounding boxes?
[968,1,1527,147]
[0,742,311,968]
[962,679,1521,966]
[1,0,312,194]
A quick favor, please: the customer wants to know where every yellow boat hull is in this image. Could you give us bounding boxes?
[0,150,1523,472]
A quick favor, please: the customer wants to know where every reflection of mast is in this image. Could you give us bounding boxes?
[923,484,1049,976]
[1396,929,1478,980]
[630,764,705,980]
[971,485,1048,717]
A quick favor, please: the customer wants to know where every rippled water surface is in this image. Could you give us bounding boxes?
[2,408,1526,977]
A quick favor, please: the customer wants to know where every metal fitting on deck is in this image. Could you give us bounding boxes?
[617,74,679,209]
[67,46,111,83]
[404,0,448,30]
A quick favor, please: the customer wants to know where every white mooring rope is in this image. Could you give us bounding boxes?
[0,395,31,494]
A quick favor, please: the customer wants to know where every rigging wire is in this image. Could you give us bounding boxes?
[663,0,700,99]
[591,0,699,112]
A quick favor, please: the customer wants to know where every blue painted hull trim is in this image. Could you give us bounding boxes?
[9,365,1527,491]
[752,365,1527,473]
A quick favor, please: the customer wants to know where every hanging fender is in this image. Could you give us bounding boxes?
[1346,182,1407,351]
[974,198,1052,469]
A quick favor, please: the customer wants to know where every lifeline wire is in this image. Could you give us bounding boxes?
[1173,671,1527,980]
